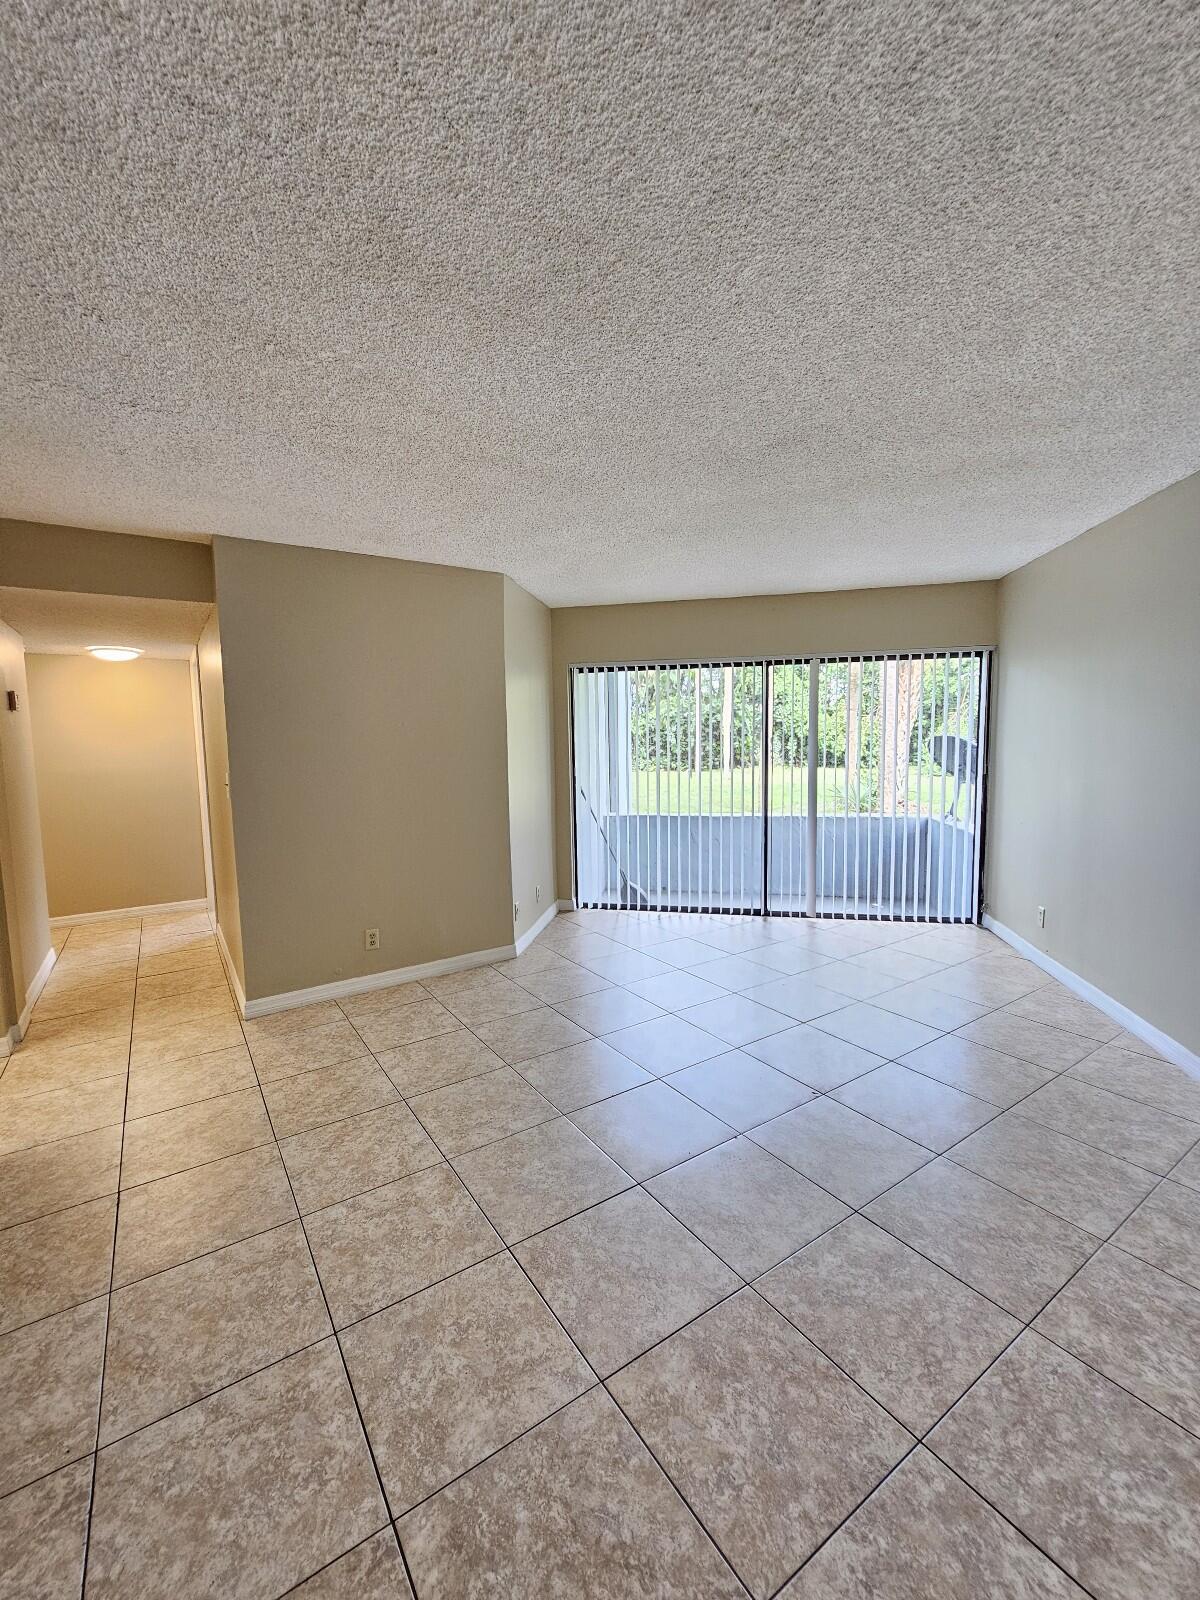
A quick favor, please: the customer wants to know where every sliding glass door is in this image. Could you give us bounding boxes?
[765,652,989,920]
[571,650,988,922]
[571,663,766,913]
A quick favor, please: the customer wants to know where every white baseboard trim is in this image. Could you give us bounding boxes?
[514,902,558,955]
[214,923,248,1018]
[241,942,519,1022]
[1,945,57,1056]
[50,898,208,929]
[20,946,57,1034]
[557,898,576,912]
[982,915,1199,1075]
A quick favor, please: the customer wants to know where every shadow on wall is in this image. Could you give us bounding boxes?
[0,620,52,1038]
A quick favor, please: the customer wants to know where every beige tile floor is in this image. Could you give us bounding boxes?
[2,907,1199,1597]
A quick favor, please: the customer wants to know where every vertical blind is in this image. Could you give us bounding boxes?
[571,663,766,914]
[571,651,988,922]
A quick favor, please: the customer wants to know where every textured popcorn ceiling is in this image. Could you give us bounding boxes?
[2,2,1198,606]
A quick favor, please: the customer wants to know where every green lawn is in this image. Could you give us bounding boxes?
[629,766,972,819]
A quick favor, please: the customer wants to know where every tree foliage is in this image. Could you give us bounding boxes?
[626,659,980,777]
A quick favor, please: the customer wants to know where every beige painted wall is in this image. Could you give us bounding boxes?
[987,473,1200,1053]
[551,581,999,894]
[197,612,245,989]
[504,579,557,938]
[26,654,207,918]
[0,884,18,1034]
[0,519,213,601]
[213,537,513,1000]
[0,621,52,1024]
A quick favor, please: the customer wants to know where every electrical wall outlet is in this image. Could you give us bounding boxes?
[536,885,541,903]
[364,927,380,951]
[513,901,520,922]
[1037,906,1046,930]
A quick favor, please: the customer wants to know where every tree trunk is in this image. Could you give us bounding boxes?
[881,659,923,813]
[845,661,862,807]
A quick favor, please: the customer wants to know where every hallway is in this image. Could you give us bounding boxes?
[2,906,1199,1597]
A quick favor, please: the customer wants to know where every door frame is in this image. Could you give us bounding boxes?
[568,647,993,924]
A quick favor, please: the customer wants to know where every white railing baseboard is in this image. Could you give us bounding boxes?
[0,945,57,1055]
[50,898,208,929]
[240,942,519,1021]
[19,946,57,1033]
[515,902,558,955]
[0,940,57,1056]
[982,915,1199,1076]
[214,923,248,1017]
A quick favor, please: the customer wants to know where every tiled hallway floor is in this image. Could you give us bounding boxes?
[3,907,1200,1597]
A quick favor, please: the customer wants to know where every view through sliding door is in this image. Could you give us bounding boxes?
[571,663,766,913]
[571,650,988,922]
[766,652,989,921]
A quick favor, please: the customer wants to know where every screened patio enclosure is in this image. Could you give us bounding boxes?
[570,651,989,922]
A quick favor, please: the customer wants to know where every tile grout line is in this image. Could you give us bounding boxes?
[928,1143,1200,1441]
[340,978,794,1590]
[21,935,1176,1291]
[392,1059,760,1596]
[2,931,1154,1171]
[77,912,145,1598]
[1050,1065,1200,1125]
[0,1032,246,1156]
[91,1213,308,1313]
[235,1004,428,1600]
[922,1071,1199,1388]
[565,941,1125,1597]
[0,935,227,1160]
[629,997,1200,1589]
[1100,1234,1200,1298]
[824,1037,1198,1242]
[767,1421,1103,1600]
[268,1524,398,1599]
[902,1135,1200,1597]
[824,1036,1138,1325]
[9,912,1187,1592]
[757,1160,1184,1592]
[293,938,1193,1394]
[529,941,1175,1131]
[940,1113,1200,1191]
[87,1330,336,1457]
[351,969,955,1590]
[0,1187,124,1244]
[803,1078,1188,1194]
[896,1445,1104,1600]
[0,922,226,1473]
[331,1052,563,1598]
[359,1090,615,1552]
[2,934,920,1470]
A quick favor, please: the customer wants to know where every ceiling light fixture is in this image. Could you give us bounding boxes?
[87,646,143,662]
